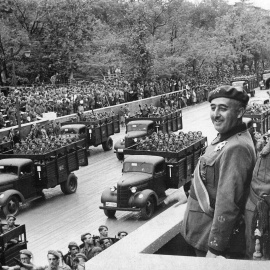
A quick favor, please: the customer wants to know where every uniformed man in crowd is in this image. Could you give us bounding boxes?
[80,233,95,261]
[165,85,256,258]
[65,242,79,270]
[98,225,108,239]
[2,249,35,270]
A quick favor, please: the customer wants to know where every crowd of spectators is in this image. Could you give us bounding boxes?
[2,217,127,270]
[0,71,237,130]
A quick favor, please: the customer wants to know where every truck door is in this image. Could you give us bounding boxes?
[17,163,37,198]
[153,162,167,196]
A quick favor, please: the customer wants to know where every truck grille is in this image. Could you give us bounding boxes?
[125,137,134,148]
[117,184,130,207]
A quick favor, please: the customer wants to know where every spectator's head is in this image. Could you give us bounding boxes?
[118,231,128,239]
[6,214,16,226]
[100,237,112,250]
[92,247,102,257]
[47,250,60,269]
[68,242,79,256]
[75,253,87,263]
[98,225,108,238]
[81,233,94,246]
[20,249,32,264]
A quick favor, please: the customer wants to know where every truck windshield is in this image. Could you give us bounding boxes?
[232,81,245,87]
[123,162,153,174]
[127,124,147,132]
[0,166,18,175]
[263,73,270,80]
[61,128,81,134]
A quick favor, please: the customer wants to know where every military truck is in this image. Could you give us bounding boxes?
[260,70,270,90]
[101,136,207,220]
[114,111,182,160]
[61,115,120,153]
[231,76,257,97]
[0,139,88,216]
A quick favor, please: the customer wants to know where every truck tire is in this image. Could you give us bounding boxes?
[102,137,113,151]
[116,152,124,161]
[141,197,155,220]
[104,209,116,218]
[3,195,20,216]
[61,174,77,194]
[251,91,255,97]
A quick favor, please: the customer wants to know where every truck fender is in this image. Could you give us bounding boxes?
[0,190,25,206]
[129,189,158,208]
[101,187,117,204]
[114,139,125,151]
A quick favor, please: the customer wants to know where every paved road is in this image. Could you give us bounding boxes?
[9,88,269,265]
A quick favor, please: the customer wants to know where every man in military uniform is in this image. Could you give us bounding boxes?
[166,85,256,258]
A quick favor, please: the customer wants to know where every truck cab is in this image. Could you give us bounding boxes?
[0,158,38,216]
[260,71,270,90]
[114,120,155,160]
[61,123,113,152]
[100,155,168,220]
[231,80,255,97]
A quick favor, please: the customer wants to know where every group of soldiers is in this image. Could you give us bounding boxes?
[132,103,180,119]
[136,130,204,152]
[11,121,80,155]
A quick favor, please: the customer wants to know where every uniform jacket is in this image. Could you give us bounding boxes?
[245,139,270,259]
[181,124,256,255]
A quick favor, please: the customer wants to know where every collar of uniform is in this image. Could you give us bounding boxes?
[211,123,246,145]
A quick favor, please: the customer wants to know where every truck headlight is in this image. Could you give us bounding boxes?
[133,138,137,142]
[120,138,125,144]
[0,193,4,199]
[130,186,137,193]
[110,184,117,192]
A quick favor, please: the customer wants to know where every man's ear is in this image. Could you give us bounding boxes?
[237,107,245,119]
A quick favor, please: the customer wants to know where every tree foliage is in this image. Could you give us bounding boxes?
[0,0,270,84]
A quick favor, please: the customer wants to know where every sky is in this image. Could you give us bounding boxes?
[190,0,270,10]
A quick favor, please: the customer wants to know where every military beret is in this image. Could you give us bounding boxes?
[81,233,91,242]
[20,249,33,258]
[208,85,249,105]
[75,253,88,261]
[6,214,16,221]
[68,241,79,249]
[47,250,60,259]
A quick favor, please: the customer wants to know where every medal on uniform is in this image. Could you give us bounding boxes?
[214,141,228,151]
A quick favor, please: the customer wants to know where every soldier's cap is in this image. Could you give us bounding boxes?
[47,250,60,259]
[6,214,16,221]
[208,85,249,105]
[20,249,33,258]
[81,233,91,242]
[68,241,79,249]
[75,253,88,261]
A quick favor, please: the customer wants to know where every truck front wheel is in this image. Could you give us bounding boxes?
[102,137,113,151]
[141,197,155,220]
[61,174,78,194]
[116,152,124,160]
[104,209,116,218]
[3,196,20,216]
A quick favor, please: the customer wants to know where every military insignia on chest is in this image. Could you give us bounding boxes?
[214,141,228,152]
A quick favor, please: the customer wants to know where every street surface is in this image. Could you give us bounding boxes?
[7,88,268,265]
